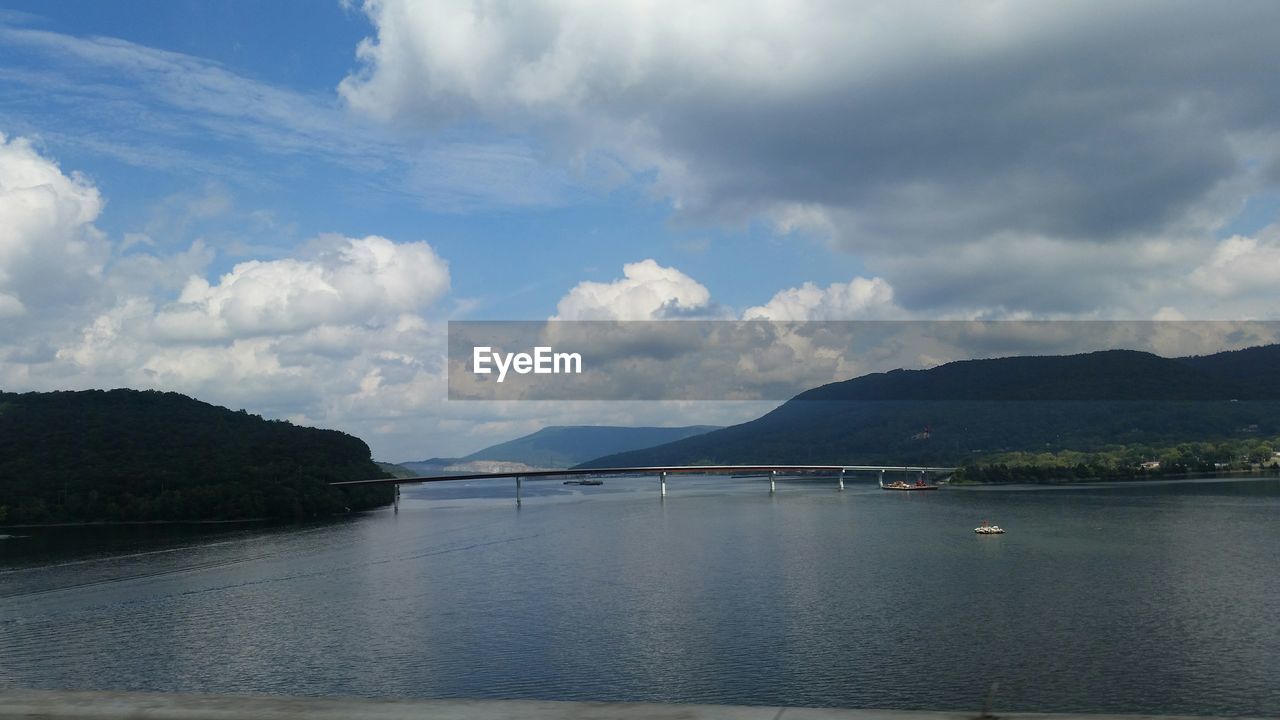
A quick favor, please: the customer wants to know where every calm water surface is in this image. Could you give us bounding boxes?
[2,476,1278,715]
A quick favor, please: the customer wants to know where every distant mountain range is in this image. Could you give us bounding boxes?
[401,425,720,475]
[578,345,1280,468]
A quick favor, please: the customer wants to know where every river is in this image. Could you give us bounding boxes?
[2,475,1278,715]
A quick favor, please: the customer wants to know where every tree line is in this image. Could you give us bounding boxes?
[954,436,1279,483]
[0,389,394,524]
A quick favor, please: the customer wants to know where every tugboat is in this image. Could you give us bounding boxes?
[974,520,1006,534]
[879,475,939,491]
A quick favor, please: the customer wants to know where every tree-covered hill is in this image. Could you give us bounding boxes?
[791,349,1264,402]
[1178,344,1280,390]
[578,346,1280,469]
[0,389,394,525]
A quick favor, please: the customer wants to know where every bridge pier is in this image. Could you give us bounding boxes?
[839,468,845,491]
[769,470,776,494]
[660,470,667,498]
[515,476,522,506]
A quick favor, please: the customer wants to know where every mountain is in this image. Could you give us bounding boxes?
[403,425,719,474]
[578,346,1280,468]
[0,389,394,525]
[1178,343,1280,391]
[375,461,419,479]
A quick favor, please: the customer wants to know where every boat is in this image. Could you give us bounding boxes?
[974,520,1005,534]
[878,476,939,491]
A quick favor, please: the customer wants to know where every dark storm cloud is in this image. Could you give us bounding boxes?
[656,4,1280,247]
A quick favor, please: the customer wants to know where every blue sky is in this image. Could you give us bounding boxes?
[0,0,863,318]
[2,1,1279,460]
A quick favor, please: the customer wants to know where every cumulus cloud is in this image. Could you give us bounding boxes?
[53,231,453,456]
[0,136,762,460]
[0,134,467,460]
[152,235,449,341]
[0,132,107,315]
[743,276,899,320]
[57,301,453,451]
[51,261,454,461]
[342,0,1280,317]
[552,258,718,320]
[1189,227,1280,301]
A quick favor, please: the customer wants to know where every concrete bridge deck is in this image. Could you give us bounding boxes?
[0,691,1257,720]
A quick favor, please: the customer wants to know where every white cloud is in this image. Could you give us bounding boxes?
[152,235,449,341]
[107,239,217,298]
[1190,227,1280,301]
[0,137,773,462]
[56,302,453,450]
[743,276,899,320]
[0,132,107,315]
[552,258,717,320]
[0,135,467,460]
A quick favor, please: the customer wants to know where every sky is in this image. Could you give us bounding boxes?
[2,1,1279,462]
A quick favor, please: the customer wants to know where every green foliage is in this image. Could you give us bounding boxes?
[953,435,1279,483]
[0,389,394,525]
[375,461,419,479]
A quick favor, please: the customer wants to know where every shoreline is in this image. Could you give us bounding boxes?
[950,467,1280,487]
[0,517,271,530]
[0,505,389,531]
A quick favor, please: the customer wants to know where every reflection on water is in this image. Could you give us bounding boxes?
[2,476,1278,715]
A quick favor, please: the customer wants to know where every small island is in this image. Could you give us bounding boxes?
[0,389,394,525]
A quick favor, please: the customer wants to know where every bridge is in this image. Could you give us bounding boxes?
[333,464,958,505]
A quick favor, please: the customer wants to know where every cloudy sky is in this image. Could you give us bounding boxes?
[2,0,1279,461]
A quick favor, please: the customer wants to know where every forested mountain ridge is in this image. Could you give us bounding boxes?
[791,349,1265,402]
[579,346,1280,469]
[1178,343,1280,391]
[0,389,394,525]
